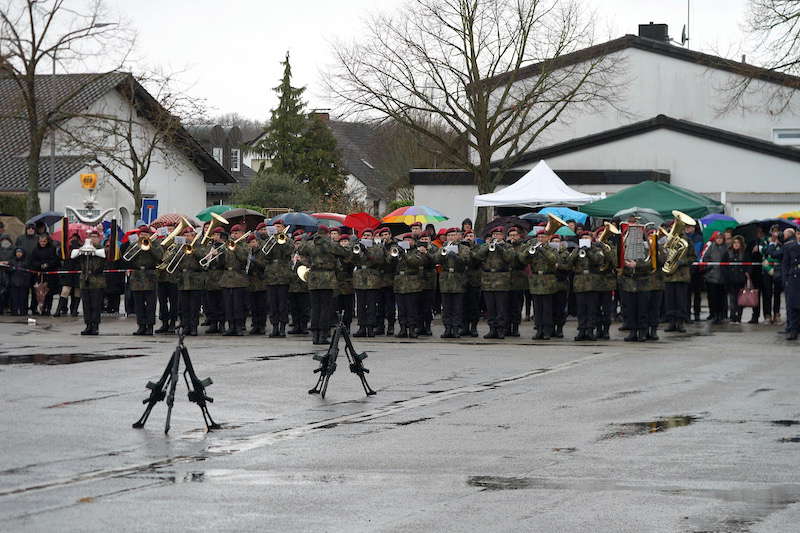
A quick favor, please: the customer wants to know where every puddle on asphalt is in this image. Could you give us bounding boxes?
[250,352,316,361]
[394,417,432,426]
[467,476,533,490]
[777,436,800,442]
[600,415,699,440]
[0,353,149,365]
[771,420,800,426]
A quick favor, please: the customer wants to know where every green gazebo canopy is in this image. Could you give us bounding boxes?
[579,181,724,219]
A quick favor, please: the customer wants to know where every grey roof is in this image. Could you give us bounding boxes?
[327,120,392,199]
[207,163,257,195]
[0,73,234,191]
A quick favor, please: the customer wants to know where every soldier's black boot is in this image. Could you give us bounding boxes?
[623,329,638,342]
[440,326,452,339]
[54,297,68,317]
[206,321,220,334]
[458,323,470,337]
[387,320,395,336]
[533,328,543,340]
[601,324,611,340]
[470,321,479,337]
[396,326,408,338]
[367,326,375,337]
[508,323,520,337]
[586,328,596,341]
[787,330,798,341]
[646,326,659,341]
[298,321,309,334]
[132,323,145,336]
[676,320,686,333]
[319,329,330,344]
[574,329,586,341]
[452,326,461,338]
[541,326,552,340]
[374,322,385,336]
[278,322,286,337]
[665,321,678,332]
[353,326,368,337]
[80,323,92,335]
[269,323,280,338]
[288,323,302,334]
[223,323,237,336]
[408,325,418,339]
[424,322,433,336]
[553,324,564,338]
[484,326,498,339]
[143,324,154,336]
[496,326,505,339]
[637,328,649,342]
[154,321,169,334]
[167,320,176,334]
[70,297,81,317]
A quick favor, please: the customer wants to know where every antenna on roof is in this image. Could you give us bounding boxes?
[682,0,690,48]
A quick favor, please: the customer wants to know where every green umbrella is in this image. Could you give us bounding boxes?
[702,219,739,241]
[196,205,232,222]
[555,226,576,236]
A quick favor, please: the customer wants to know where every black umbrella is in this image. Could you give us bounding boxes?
[222,208,266,230]
[480,216,533,240]
[381,222,411,237]
[733,218,799,243]
[520,212,547,223]
[26,211,64,227]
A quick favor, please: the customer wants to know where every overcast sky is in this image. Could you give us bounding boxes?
[108,0,750,121]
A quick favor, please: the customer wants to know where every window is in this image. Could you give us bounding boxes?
[773,129,800,146]
[212,147,223,164]
[230,148,241,172]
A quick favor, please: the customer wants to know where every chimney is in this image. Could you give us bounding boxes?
[638,22,669,43]
[309,109,330,122]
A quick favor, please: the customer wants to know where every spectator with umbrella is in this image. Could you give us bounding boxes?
[761,224,785,324]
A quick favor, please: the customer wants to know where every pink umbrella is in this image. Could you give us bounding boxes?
[51,223,94,243]
[312,212,346,225]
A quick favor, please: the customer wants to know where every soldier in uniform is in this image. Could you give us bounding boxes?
[781,230,800,340]
[519,230,560,340]
[126,225,164,336]
[375,226,396,336]
[75,229,106,335]
[562,232,605,341]
[552,236,570,338]
[335,235,356,331]
[389,234,429,338]
[506,227,527,337]
[473,227,513,339]
[288,232,310,334]
[594,228,618,340]
[434,227,470,338]
[264,219,293,337]
[219,224,249,336]
[351,228,382,338]
[619,230,653,342]
[246,233,268,335]
[642,230,667,340]
[176,226,205,336]
[299,226,349,344]
[461,230,482,337]
[203,227,226,334]
[155,225,180,334]
[417,231,436,336]
[663,222,697,333]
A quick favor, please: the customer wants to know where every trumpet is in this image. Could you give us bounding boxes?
[122,236,151,261]
[389,245,403,257]
[527,241,543,255]
[578,248,587,258]
[156,217,191,271]
[199,242,223,268]
[440,246,449,256]
[352,242,363,255]
[261,225,291,255]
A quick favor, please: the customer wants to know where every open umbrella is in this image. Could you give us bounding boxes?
[701,216,739,241]
[344,212,380,232]
[0,215,25,240]
[26,211,64,227]
[520,212,547,223]
[196,205,233,222]
[151,213,200,229]
[267,212,320,232]
[480,216,533,239]
[51,222,94,243]
[700,213,737,225]
[733,218,799,243]
[614,207,664,226]
[555,226,577,237]
[311,212,346,224]
[539,206,588,224]
[778,210,800,220]
[222,208,266,230]
[382,205,448,225]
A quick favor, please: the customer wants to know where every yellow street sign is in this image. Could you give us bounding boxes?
[80,173,97,189]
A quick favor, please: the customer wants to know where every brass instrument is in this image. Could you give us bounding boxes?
[297,265,310,282]
[389,245,402,257]
[441,245,449,256]
[488,239,498,252]
[352,242,363,255]
[226,230,252,251]
[122,235,151,261]
[661,210,695,274]
[71,238,106,259]
[156,218,190,271]
[578,248,587,259]
[198,242,223,268]
[165,232,202,274]
[543,213,567,235]
[597,222,620,251]
[261,225,291,255]
[200,212,228,246]
[527,241,543,255]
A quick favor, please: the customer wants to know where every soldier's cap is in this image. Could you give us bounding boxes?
[329,226,341,233]
[376,226,391,235]
[246,234,256,242]
[401,233,416,241]
[409,221,422,228]
[360,228,374,236]
[256,222,267,230]
[182,227,195,235]
[273,219,284,225]
[445,227,459,235]
[230,224,245,232]
[339,235,351,242]
[137,224,151,232]
[292,229,305,237]
[87,229,100,236]
[491,226,505,234]
[317,226,329,235]
[294,234,305,241]
[212,227,225,234]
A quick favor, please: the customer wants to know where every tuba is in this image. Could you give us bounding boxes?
[661,210,696,274]
[597,222,620,252]
[200,212,228,246]
[543,213,567,236]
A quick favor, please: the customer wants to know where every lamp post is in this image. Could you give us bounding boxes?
[48,21,117,214]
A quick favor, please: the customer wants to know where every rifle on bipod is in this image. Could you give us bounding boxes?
[132,326,221,434]
[309,311,377,398]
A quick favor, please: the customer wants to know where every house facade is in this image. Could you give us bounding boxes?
[411,24,800,225]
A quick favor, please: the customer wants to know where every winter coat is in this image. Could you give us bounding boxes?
[702,242,728,284]
[10,250,31,288]
[298,234,349,291]
[434,242,471,294]
[30,241,60,274]
[518,242,560,295]
[15,234,37,256]
[725,249,748,285]
[473,241,513,292]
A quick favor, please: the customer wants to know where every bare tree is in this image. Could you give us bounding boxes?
[720,0,800,113]
[60,70,207,220]
[0,0,134,219]
[326,0,620,227]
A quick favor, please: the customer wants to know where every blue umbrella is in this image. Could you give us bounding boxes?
[268,212,319,230]
[539,207,588,224]
[700,213,736,225]
[26,211,64,227]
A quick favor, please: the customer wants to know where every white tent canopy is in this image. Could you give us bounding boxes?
[473,160,601,207]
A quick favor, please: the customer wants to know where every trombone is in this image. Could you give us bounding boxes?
[122,235,151,261]
[196,212,229,268]
[261,224,291,255]
[165,232,202,274]
[156,217,191,271]
[226,231,252,251]
[199,242,223,268]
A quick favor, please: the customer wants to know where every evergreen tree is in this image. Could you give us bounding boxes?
[254,51,307,176]
[302,115,346,197]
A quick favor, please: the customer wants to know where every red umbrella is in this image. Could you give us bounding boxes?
[51,223,94,243]
[343,212,380,232]
[312,212,347,224]
[151,213,199,228]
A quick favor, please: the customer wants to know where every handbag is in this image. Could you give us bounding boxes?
[737,274,759,308]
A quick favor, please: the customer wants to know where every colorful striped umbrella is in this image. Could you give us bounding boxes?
[778,210,800,219]
[382,205,448,225]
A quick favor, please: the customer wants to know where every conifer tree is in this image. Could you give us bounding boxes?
[302,115,345,197]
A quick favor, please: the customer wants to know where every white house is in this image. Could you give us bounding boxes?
[412,24,800,224]
[0,73,234,228]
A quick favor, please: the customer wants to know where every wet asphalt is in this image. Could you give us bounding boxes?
[1,315,799,532]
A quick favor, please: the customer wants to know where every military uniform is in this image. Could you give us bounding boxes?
[219,240,250,335]
[595,243,618,339]
[299,233,349,344]
[126,238,164,335]
[78,244,106,335]
[375,240,397,335]
[245,245,268,335]
[390,245,428,338]
[618,237,656,342]
[519,242,560,339]
[562,244,605,340]
[336,250,355,331]
[473,241,514,338]
[177,242,206,336]
[352,243,383,337]
[664,235,696,332]
[507,240,528,337]
[462,240,482,337]
[418,245,437,336]
[264,236,293,336]
[203,240,226,333]
[288,250,310,334]
[641,245,667,340]
[155,242,180,333]
[552,246,572,338]
[434,241,470,338]
[781,240,800,338]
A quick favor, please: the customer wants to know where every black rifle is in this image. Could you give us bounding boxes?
[309,311,376,398]
[132,326,221,434]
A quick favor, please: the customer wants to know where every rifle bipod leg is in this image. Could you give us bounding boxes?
[309,327,340,398]
[342,329,377,396]
[132,348,180,430]
[180,346,220,431]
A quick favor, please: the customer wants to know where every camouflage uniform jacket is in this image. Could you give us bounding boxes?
[246,249,267,292]
[178,245,207,292]
[351,245,383,290]
[433,242,471,294]
[508,241,529,291]
[618,257,654,293]
[562,246,605,293]
[336,256,355,296]
[519,243,560,295]
[78,248,107,290]
[391,248,428,294]
[299,235,349,291]
[473,242,513,291]
[263,238,293,286]
[289,258,309,294]
[203,243,225,291]
[464,242,483,288]
[156,242,180,285]
[640,247,668,291]
[663,236,696,284]
[419,245,437,291]
[554,247,572,292]
[377,242,395,289]
[126,241,164,291]
[595,243,618,292]
[219,243,250,289]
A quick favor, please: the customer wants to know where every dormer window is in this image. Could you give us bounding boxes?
[230,148,241,172]
[212,147,223,164]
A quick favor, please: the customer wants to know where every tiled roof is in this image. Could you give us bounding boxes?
[0,156,88,192]
[327,120,392,199]
[207,163,257,195]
